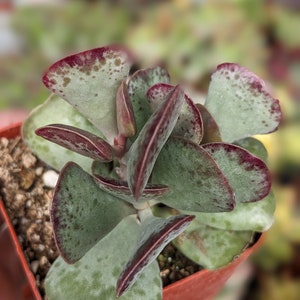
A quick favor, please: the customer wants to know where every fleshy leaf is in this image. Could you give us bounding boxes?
[116,212,194,297]
[42,46,132,143]
[127,66,170,138]
[204,63,282,142]
[202,143,271,203]
[116,79,136,137]
[51,162,135,263]
[36,124,113,162]
[235,137,268,162]
[22,94,101,171]
[181,191,275,232]
[196,103,222,144]
[127,85,185,200]
[152,137,235,212]
[45,216,162,300]
[93,174,169,205]
[173,223,254,269]
[147,83,203,143]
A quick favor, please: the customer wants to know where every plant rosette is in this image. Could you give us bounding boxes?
[19,45,281,299]
[0,121,263,300]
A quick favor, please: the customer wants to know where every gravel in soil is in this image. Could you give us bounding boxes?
[0,137,201,298]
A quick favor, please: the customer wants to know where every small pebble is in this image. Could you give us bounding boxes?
[31,260,39,274]
[35,167,44,176]
[42,170,59,188]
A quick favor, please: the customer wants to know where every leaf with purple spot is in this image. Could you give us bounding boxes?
[116,211,194,297]
[127,85,185,200]
[116,79,136,137]
[51,162,135,263]
[36,124,113,162]
[152,137,235,212]
[127,66,170,138]
[42,46,133,143]
[147,83,203,144]
[204,63,282,142]
[202,143,271,203]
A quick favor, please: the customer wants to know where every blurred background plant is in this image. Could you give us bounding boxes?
[0,0,299,299]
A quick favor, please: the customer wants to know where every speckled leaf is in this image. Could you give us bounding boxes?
[35,124,113,162]
[127,85,185,200]
[42,46,132,143]
[235,137,268,162]
[147,83,203,143]
[127,66,170,138]
[51,162,135,263]
[117,213,194,297]
[196,103,221,144]
[152,137,235,212]
[22,94,101,171]
[45,216,162,300]
[181,191,275,232]
[116,80,136,137]
[202,143,271,203]
[93,174,169,205]
[205,63,282,142]
[173,223,254,269]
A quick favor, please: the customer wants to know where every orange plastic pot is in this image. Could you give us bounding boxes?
[0,111,263,300]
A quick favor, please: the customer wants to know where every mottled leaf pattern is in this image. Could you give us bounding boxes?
[116,213,194,297]
[36,124,113,162]
[45,216,162,300]
[127,85,185,200]
[152,137,235,212]
[22,94,101,171]
[51,162,135,263]
[202,143,271,203]
[205,63,282,142]
[43,46,132,143]
[127,66,170,138]
[147,83,203,143]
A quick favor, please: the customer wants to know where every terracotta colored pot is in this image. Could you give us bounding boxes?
[0,112,263,300]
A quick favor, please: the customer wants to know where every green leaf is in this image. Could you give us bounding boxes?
[152,137,235,212]
[128,66,170,138]
[202,143,271,203]
[51,162,135,263]
[42,46,132,143]
[173,224,254,269]
[22,93,101,171]
[182,191,275,232]
[205,63,282,142]
[45,216,162,300]
[117,211,194,297]
[127,85,185,200]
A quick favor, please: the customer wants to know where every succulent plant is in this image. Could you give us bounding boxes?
[22,45,282,299]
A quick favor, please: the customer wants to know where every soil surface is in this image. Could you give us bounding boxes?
[0,137,201,298]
